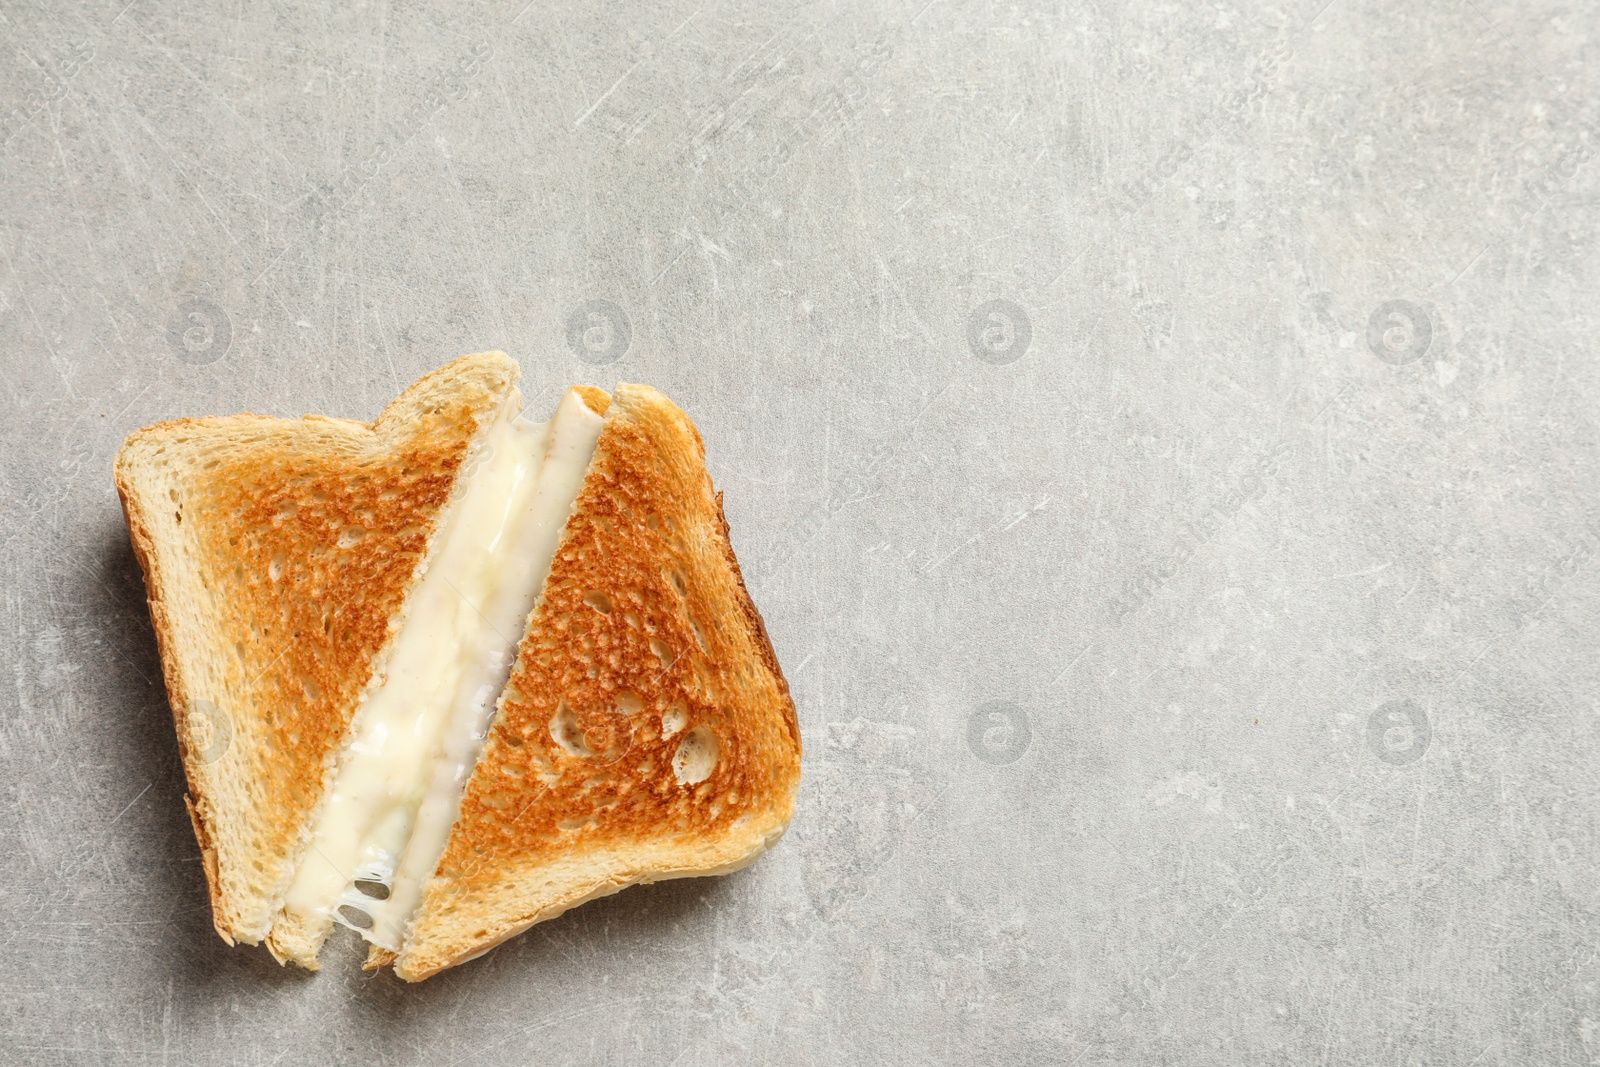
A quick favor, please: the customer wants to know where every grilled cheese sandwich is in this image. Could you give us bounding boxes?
[114,353,801,979]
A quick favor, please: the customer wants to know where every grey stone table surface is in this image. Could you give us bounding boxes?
[2,0,1597,1063]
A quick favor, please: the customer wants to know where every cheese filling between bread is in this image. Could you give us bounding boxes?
[280,387,605,951]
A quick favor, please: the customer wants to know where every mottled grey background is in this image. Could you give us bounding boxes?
[2,0,1598,1063]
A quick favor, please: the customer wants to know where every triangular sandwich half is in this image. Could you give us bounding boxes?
[114,352,519,949]
[385,383,802,980]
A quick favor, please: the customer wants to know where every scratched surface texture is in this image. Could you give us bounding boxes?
[3,0,1599,1063]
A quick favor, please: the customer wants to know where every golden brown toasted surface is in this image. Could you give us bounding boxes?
[363,946,399,971]
[395,383,801,981]
[114,353,517,945]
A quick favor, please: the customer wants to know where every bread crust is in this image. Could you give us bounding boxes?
[115,353,517,949]
[394,384,802,981]
[183,794,230,945]
[713,490,802,758]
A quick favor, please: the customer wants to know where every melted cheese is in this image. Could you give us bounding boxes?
[279,387,605,950]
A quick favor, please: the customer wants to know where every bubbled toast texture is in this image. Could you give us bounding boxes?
[114,353,517,947]
[393,383,802,981]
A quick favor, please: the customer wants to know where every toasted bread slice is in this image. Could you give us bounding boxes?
[115,353,517,947]
[391,383,802,981]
